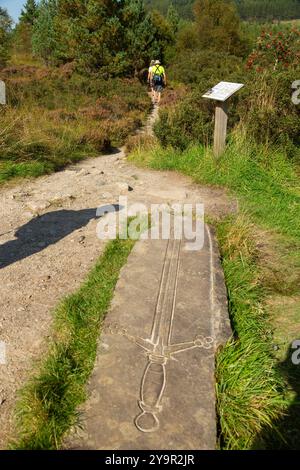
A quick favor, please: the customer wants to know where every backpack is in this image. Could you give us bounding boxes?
[153,65,164,86]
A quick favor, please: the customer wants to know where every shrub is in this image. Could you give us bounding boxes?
[154,91,215,149]
[155,51,300,153]
[237,68,300,148]
[246,27,300,71]
[168,49,244,87]
[125,133,156,154]
[193,0,246,56]
[0,70,151,183]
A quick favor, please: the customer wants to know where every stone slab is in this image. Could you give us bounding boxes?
[66,225,231,450]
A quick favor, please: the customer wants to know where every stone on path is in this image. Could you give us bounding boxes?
[116,182,134,193]
[102,192,114,199]
[76,169,90,177]
[26,200,50,213]
[66,225,231,450]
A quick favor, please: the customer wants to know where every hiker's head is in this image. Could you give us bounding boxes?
[150,60,155,66]
[155,60,161,65]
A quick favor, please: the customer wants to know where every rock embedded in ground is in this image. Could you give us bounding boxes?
[102,192,114,199]
[26,201,50,213]
[0,396,6,407]
[22,211,35,220]
[116,182,134,193]
[48,194,75,204]
[76,169,90,177]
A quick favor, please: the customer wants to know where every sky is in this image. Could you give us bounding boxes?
[0,0,25,22]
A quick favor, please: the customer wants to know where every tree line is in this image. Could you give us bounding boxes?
[236,0,300,20]
[1,0,174,74]
[146,0,300,20]
[1,0,299,72]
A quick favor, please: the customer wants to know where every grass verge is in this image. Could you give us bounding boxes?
[129,137,300,449]
[215,215,286,449]
[11,236,135,450]
[128,139,300,241]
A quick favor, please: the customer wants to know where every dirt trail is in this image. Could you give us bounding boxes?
[0,105,235,448]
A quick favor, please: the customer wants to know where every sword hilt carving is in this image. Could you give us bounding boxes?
[135,354,167,433]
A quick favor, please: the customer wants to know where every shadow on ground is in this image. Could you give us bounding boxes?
[253,343,300,449]
[0,205,122,269]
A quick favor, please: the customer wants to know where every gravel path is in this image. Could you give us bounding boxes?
[0,107,236,447]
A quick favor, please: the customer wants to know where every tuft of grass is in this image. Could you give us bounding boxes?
[215,215,286,449]
[11,236,135,450]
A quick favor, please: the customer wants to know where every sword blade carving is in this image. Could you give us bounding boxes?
[135,238,181,433]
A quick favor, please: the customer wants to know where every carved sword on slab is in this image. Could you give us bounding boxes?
[132,238,214,433]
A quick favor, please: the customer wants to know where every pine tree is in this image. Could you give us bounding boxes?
[14,0,38,56]
[20,0,38,26]
[32,0,60,65]
[58,0,173,74]
[167,2,180,33]
[29,0,174,73]
[123,0,155,73]
[0,7,12,68]
[193,0,243,54]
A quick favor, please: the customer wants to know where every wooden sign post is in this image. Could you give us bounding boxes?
[203,81,244,158]
[0,81,6,105]
[213,101,228,157]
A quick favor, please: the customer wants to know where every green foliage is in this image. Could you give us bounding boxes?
[145,0,194,19]
[241,20,295,45]
[0,69,151,184]
[166,2,180,32]
[246,27,300,71]
[123,3,173,73]
[237,68,300,148]
[154,91,214,150]
[29,0,173,73]
[193,0,245,55]
[155,47,244,150]
[155,17,300,152]
[20,0,39,25]
[32,0,62,65]
[14,0,39,56]
[167,0,249,58]
[155,65,300,152]
[146,0,300,21]
[0,7,12,68]
[130,140,300,241]
[216,215,286,450]
[236,0,300,21]
[168,49,244,86]
[13,23,34,56]
[175,21,199,51]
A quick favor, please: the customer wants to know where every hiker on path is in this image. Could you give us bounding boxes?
[151,60,166,105]
[147,60,155,99]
